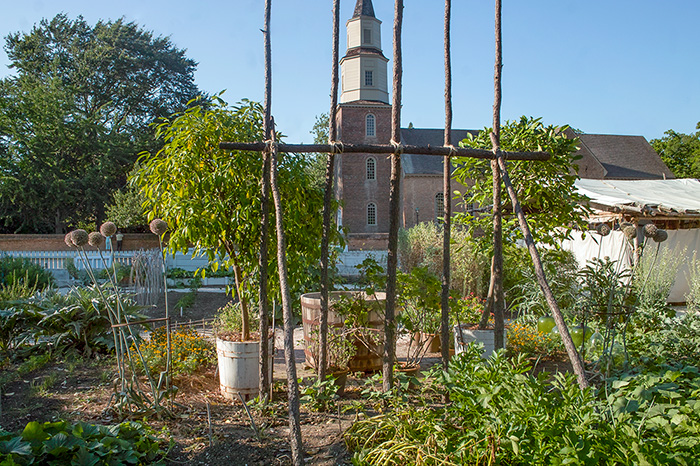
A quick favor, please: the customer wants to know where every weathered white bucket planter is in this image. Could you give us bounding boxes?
[453,325,506,359]
[216,338,273,401]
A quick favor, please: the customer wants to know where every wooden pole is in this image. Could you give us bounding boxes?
[318,0,341,382]
[440,0,453,368]
[258,0,272,402]
[220,141,549,161]
[383,0,404,393]
[489,0,505,349]
[270,124,305,464]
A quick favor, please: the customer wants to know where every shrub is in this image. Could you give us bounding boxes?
[136,326,214,376]
[0,255,53,291]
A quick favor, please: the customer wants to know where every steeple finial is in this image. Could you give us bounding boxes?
[353,0,375,18]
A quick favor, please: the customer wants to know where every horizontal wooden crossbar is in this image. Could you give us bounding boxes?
[218,141,550,161]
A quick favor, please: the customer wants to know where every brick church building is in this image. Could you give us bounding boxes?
[335,0,674,251]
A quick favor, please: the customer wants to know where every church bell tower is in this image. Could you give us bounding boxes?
[336,0,392,250]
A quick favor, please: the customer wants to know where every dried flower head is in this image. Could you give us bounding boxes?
[653,229,668,243]
[100,221,117,237]
[70,229,89,247]
[643,224,658,238]
[623,225,637,240]
[620,222,633,229]
[88,232,104,247]
[150,219,168,236]
[64,233,74,248]
[596,224,611,236]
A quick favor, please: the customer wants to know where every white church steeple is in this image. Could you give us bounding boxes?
[340,0,389,104]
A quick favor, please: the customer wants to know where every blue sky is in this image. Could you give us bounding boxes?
[1,1,698,145]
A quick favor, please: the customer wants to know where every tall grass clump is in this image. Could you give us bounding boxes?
[398,222,488,296]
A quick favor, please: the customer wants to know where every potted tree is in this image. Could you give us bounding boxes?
[134,98,330,399]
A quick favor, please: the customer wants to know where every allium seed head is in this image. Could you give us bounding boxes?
[596,224,611,237]
[100,221,117,237]
[64,233,74,248]
[643,224,658,238]
[620,222,633,229]
[623,225,637,240]
[150,219,168,236]
[653,229,668,243]
[71,229,89,247]
[88,232,104,247]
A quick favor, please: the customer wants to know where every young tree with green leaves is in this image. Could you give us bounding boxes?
[453,116,590,250]
[0,14,200,233]
[134,97,333,341]
[650,122,700,179]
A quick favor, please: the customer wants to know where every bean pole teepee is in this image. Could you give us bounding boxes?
[220,0,590,462]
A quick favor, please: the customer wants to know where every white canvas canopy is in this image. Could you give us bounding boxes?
[575,178,700,217]
[561,178,700,303]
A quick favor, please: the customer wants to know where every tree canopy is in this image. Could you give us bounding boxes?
[134,97,337,325]
[650,122,700,179]
[0,14,200,233]
[452,116,590,249]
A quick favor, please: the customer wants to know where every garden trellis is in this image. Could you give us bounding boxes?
[219,1,588,462]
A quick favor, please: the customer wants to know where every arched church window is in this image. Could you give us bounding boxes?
[366,114,376,137]
[366,157,376,180]
[367,203,377,226]
[435,192,445,220]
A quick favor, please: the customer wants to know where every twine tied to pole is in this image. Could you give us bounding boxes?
[390,139,404,156]
[330,141,344,154]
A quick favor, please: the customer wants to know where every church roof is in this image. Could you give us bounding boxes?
[353,0,375,18]
[573,132,675,180]
[400,128,477,175]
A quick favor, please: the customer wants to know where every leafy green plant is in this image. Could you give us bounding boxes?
[308,327,356,372]
[214,301,260,337]
[300,375,340,412]
[37,286,145,357]
[509,249,580,318]
[0,256,53,291]
[0,420,170,465]
[0,305,43,354]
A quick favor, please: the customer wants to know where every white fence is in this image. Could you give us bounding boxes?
[1,250,211,272]
[336,250,388,276]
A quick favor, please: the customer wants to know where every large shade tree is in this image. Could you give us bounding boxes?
[134,97,334,340]
[0,14,200,233]
[650,122,700,179]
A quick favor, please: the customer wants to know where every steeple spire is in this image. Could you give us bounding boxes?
[340,0,388,104]
[353,0,375,18]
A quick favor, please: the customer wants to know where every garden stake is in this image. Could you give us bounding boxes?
[238,392,261,441]
[206,399,212,447]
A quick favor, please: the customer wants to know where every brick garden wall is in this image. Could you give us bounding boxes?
[0,234,162,251]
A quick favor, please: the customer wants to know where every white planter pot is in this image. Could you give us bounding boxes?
[453,325,506,359]
[216,338,273,401]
